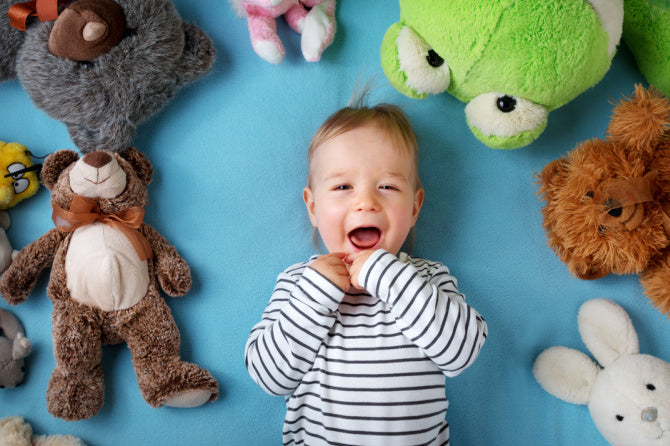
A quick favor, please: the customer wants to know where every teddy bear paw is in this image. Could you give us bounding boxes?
[163,388,216,408]
[47,366,104,421]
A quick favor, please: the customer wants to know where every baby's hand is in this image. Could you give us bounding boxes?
[346,250,375,290]
[310,253,351,291]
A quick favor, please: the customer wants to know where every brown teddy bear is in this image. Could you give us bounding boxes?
[538,85,670,316]
[0,147,219,420]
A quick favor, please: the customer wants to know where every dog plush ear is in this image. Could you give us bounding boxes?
[40,150,80,190]
[120,147,153,185]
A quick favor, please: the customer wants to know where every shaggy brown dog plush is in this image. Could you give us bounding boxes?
[0,148,218,420]
[538,85,670,316]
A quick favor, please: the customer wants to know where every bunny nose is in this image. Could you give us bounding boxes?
[641,407,658,422]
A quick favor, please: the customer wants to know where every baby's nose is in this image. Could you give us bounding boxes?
[355,190,380,211]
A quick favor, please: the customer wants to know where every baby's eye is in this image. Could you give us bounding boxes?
[333,185,351,191]
[380,185,399,191]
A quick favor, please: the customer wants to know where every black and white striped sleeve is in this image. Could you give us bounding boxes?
[244,264,344,396]
[359,250,488,377]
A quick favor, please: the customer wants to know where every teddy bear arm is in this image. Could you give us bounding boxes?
[142,224,192,297]
[640,263,670,317]
[0,228,63,304]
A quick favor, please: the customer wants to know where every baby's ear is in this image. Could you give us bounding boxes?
[40,150,79,190]
[120,147,153,185]
[176,23,216,85]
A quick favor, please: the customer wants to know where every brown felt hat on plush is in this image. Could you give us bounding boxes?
[48,0,126,61]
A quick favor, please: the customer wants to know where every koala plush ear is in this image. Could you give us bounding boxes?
[120,147,153,185]
[578,298,639,368]
[40,150,80,190]
[606,85,670,154]
[0,0,27,82]
[176,23,216,85]
[533,346,600,405]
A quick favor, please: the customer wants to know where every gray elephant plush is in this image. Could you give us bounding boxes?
[0,308,30,388]
[0,0,215,153]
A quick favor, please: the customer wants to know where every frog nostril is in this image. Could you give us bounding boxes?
[641,407,658,422]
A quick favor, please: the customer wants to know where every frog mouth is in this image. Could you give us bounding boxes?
[348,227,381,250]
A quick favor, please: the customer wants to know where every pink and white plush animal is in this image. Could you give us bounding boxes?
[230,0,336,64]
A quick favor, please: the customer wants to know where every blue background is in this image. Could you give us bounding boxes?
[1,1,669,445]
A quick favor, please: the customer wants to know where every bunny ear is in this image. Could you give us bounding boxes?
[578,298,639,367]
[533,346,600,405]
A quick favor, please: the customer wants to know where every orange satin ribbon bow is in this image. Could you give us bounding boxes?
[8,0,68,31]
[52,195,153,260]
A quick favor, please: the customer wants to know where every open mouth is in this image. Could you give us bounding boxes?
[348,227,381,250]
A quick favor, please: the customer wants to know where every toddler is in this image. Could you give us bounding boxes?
[245,96,488,445]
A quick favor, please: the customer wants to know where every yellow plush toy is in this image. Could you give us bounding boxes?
[0,141,40,273]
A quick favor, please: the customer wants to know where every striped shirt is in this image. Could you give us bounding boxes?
[245,249,488,446]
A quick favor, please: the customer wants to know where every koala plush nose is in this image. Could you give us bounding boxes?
[83,151,112,168]
[48,0,126,61]
[641,407,658,422]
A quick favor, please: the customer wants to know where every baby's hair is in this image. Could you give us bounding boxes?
[307,86,421,188]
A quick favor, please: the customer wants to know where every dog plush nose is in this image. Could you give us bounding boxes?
[82,151,112,168]
[48,0,126,61]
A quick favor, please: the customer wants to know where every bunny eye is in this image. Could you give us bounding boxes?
[616,415,624,422]
[646,384,656,391]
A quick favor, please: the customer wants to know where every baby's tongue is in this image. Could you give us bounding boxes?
[349,227,380,249]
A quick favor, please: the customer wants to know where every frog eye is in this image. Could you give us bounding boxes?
[395,26,450,96]
[465,92,548,148]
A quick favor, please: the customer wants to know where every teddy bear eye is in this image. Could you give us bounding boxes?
[646,383,656,391]
[616,415,624,422]
[585,190,594,199]
[598,225,608,236]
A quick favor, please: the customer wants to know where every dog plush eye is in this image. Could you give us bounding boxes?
[395,26,450,96]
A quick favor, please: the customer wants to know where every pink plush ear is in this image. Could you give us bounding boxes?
[120,147,153,185]
[40,150,79,190]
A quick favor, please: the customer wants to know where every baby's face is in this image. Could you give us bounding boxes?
[304,123,424,255]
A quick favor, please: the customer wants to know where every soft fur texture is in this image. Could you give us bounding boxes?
[0,309,30,388]
[0,416,85,446]
[230,0,336,64]
[623,0,670,97]
[0,0,216,153]
[538,85,670,316]
[0,148,218,421]
[534,298,670,446]
[380,0,623,149]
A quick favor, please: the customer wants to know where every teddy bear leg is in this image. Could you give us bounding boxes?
[46,301,105,421]
[245,10,285,64]
[640,262,670,316]
[119,294,218,408]
[299,0,336,62]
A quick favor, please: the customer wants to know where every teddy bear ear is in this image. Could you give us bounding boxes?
[40,150,80,190]
[120,147,153,185]
[606,85,670,154]
[176,23,216,85]
[577,298,639,368]
[533,346,600,405]
[537,158,569,196]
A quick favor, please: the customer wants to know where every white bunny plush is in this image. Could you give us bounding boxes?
[533,298,670,446]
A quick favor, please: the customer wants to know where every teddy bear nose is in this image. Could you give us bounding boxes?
[82,151,112,168]
[641,407,658,423]
[48,0,126,61]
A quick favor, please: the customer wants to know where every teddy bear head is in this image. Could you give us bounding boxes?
[538,85,670,280]
[1,0,215,153]
[41,147,153,216]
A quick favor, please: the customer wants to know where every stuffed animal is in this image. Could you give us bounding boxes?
[0,0,215,153]
[533,298,670,446]
[0,141,40,273]
[0,308,30,389]
[380,0,624,149]
[229,0,336,64]
[0,147,219,421]
[623,0,670,97]
[0,415,85,445]
[538,85,670,316]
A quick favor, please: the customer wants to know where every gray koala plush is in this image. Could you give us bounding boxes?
[0,308,30,388]
[0,0,215,153]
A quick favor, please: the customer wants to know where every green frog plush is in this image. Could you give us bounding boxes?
[380,0,624,149]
